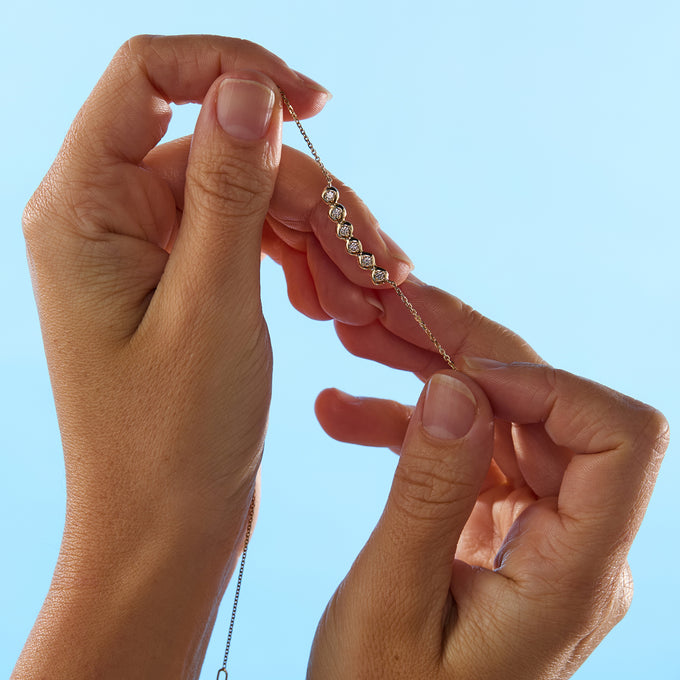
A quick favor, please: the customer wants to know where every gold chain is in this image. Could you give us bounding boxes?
[280,89,457,372]
[280,90,333,186]
[388,281,456,371]
[216,91,457,680]
[216,490,256,680]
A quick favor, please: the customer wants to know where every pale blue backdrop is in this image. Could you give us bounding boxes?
[1,1,678,678]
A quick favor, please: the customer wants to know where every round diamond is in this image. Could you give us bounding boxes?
[371,267,389,285]
[322,186,339,204]
[358,252,375,269]
[336,221,353,239]
[346,238,362,255]
[329,204,346,223]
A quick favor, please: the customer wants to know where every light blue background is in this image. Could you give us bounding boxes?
[1,1,678,678]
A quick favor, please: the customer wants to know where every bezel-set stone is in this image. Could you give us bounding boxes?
[358,252,375,269]
[346,238,362,255]
[322,186,339,204]
[320,187,388,287]
[329,203,346,223]
[371,267,389,285]
[336,221,353,239]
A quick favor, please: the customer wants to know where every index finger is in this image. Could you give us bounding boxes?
[332,275,544,380]
[70,34,330,165]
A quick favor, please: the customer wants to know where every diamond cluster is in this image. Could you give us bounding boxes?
[321,186,389,286]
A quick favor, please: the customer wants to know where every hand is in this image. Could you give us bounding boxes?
[24,34,307,557]
[15,35,411,679]
[308,361,668,679]
[263,163,542,377]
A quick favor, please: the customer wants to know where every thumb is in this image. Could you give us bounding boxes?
[368,371,494,630]
[161,71,282,323]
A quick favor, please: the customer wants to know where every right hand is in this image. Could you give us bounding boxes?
[308,361,669,679]
[263,167,668,677]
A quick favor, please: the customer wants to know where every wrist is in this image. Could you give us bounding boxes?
[13,481,256,679]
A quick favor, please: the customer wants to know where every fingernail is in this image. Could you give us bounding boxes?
[422,373,477,440]
[379,229,414,269]
[217,78,275,141]
[294,70,333,98]
[460,356,506,371]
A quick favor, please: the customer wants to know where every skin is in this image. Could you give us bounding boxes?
[271,192,669,676]
[15,33,669,680]
[269,189,669,676]
[15,34,409,680]
[309,361,668,679]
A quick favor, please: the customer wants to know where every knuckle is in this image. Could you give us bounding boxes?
[186,154,271,219]
[642,407,670,452]
[22,171,63,247]
[448,297,484,354]
[627,403,670,466]
[611,565,634,624]
[563,565,634,637]
[393,451,478,522]
[565,566,634,640]
[22,193,42,243]
[119,34,154,62]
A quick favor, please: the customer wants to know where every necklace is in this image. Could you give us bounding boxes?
[279,89,457,373]
[215,492,256,680]
[215,89,456,679]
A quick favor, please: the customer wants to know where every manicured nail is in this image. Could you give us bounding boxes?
[216,78,275,141]
[422,373,477,440]
[379,229,414,269]
[294,70,333,98]
[460,356,506,371]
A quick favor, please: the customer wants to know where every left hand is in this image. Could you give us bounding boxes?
[17,33,417,679]
[23,35,327,540]
[17,34,413,680]
[308,361,668,679]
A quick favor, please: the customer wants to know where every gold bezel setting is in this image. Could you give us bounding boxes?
[336,221,353,239]
[358,252,375,269]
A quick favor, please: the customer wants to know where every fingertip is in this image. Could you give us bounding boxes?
[378,229,414,275]
[281,75,332,120]
[314,388,361,441]
[293,70,332,97]
[315,387,361,416]
[458,356,509,372]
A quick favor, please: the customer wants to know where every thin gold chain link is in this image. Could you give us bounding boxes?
[280,89,457,372]
[216,89,458,680]
[216,489,256,680]
[280,90,334,186]
[388,281,456,371]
